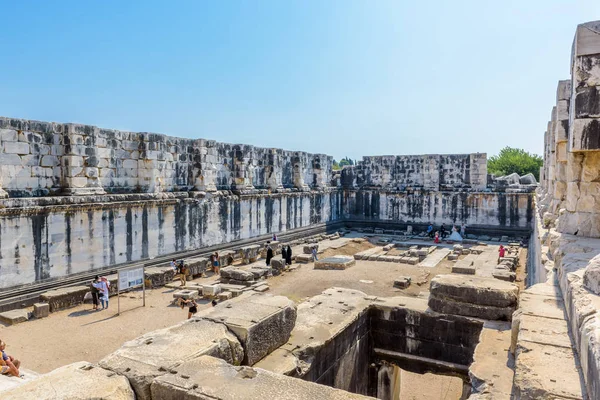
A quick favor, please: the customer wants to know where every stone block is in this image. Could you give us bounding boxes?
[40,155,59,167]
[3,141,30,154]
[240,244,261,264]
[452,265,476,275]
[33,303,50,318]
[100,319,243,400]
[303,244,319,254]
[202,284,222,297]
[492,270,516,282]
[295,254,314,263]
[220,266,254,282]
[0,308,29,325]
[314,256,356,270]
[173,289,198,300]
[218,291,232,301]
[1,362,134,400]
[254,285,270,293]
[393,276,411,289]
[448,254,458,261]
[150,356,370,400]
[145,266,175,288]
[429,275,519,321]
[197,293,297,366]
[407,257,419,265]
[40,285,90,312]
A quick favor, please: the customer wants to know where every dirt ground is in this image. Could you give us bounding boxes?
[0,236,518,400]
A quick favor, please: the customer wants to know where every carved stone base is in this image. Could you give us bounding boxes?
[0,188,8,199]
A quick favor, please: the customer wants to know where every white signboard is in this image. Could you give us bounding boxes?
[118,266,144,291]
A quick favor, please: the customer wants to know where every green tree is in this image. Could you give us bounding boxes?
[338,157,354,167]
[488,147,543,180]
[332,159,340,170]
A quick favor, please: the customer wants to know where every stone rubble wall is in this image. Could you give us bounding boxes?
[0,117,331,197]
[539,21,600,237]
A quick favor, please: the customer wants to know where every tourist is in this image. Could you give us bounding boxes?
[0,340,21,378]
[170,259,178,273]
[265,242,273,266]
[179,297,198,319]
[281,245,288,264]
[90,275,100,311]
[460,223,467,237]
[211,252,220,275]
[312,247,318,261]
[498,245,506,263]
[440,223,447,239]
[179,260,187,286]
[427,223,434,238]
[434,231,441,244]
[272,233,277,241]
[94,277,110,310]
[211,299,218,307]
[285,245,293,266]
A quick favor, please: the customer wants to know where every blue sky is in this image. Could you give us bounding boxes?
[1,1,599,161]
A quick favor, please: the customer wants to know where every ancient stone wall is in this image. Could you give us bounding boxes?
[0,117,536,290]
[533,20,600,398]
[343,190,533,229]
[0,117,331,197]
[0,190,342,289]
[540,21,600,237]
[340,153,487,191]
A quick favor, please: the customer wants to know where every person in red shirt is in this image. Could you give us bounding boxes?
[498,245,506,263]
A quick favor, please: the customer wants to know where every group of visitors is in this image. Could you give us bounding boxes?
[426,223,467,243]
[90,276,111,310]
[0,339,22,378]
[264,240,293,267]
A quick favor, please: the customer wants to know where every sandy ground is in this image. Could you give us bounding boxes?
[0,235,520,399]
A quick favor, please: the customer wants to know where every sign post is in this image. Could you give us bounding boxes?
[117,265,145,315]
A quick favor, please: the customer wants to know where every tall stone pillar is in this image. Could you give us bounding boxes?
[469,153,488,190]
[193,139,217,192]
[557,21,600,237]
[61,124,105,196]
[293,152,310,191]
[231,145,255,191]
[312,156,324,188]
[266,149,284,191]
[422,155,440,190]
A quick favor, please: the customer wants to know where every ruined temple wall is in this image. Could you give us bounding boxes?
[0,190,342,289]
[540,22,600,238]
[343,190,533,229]
[0,117,332,197]
[341,153,487,191]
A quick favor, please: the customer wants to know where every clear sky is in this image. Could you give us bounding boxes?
[1,1,599,161]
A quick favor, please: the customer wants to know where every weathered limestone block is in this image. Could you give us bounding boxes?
[1,362,135,400]
[240,245,261,264]
[185,256,209,277]
[295,254,314,263]
[197,292,297,366]
[584,254,600,295]
[100,319,243,400]
[202,284,222,298]
[314,256,356,270]
[144,266,175,288]
[40,286,90,312]
[393,276,411,289]
[33,303,50,318]
[220,266,254,282]
[303,244,319,254]
[428,275,518,321]
[0,308,29,325]
[150,356,370,400]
